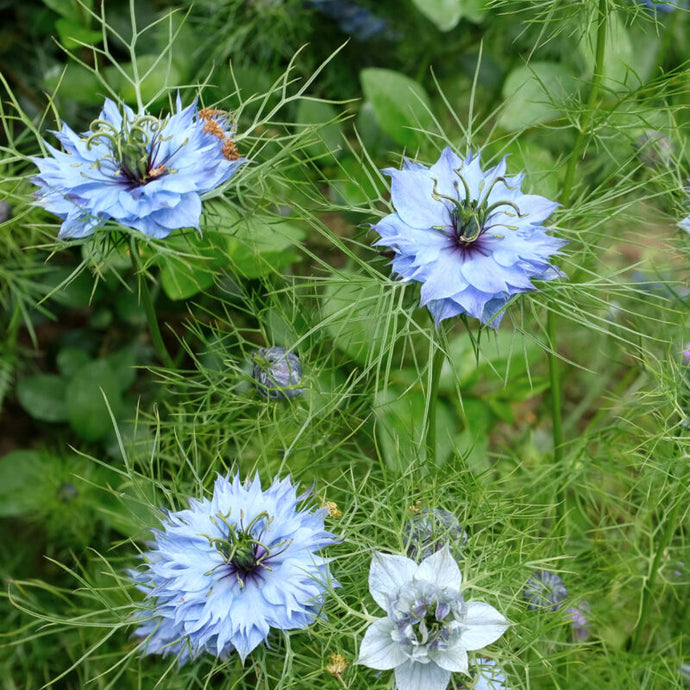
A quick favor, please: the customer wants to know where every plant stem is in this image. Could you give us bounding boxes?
[550,0,609,511]
[129,237,175,368]
[424,326,446,466]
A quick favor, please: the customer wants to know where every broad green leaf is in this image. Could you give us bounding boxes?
[461,0,490,23]
[44,63,104,106]
[296,100,343,159]
[492,140,559,198]
[66,360,122,441]
[160,258,216,300]
[322,271,391,365]
[0,451,56,516]
[56,347,92,378]
[226,218,306,279]
[410,0,463,32]
[158,231,227,300]
[55,18,102,49]
[360,69,434,148]
[329,155,383,208]
[578,11,639,92]
[17,375,68,423]
[41,0,93,22]
[497,62,577,132]
[107,348,137,391]
[375,388,455,471]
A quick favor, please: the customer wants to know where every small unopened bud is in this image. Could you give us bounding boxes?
[251,346,303,401]
[523,570,568,611]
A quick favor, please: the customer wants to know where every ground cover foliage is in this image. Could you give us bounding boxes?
[0,0,689,687]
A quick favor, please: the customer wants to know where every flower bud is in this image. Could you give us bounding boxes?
[252,346,303,400]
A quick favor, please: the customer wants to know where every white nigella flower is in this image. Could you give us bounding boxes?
[357,545,509,690]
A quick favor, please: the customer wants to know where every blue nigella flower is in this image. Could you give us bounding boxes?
[358,545,509,690]
[679,216,690,234]
[636,0,686,12]
[373,147,566,329]
[307,0,388,40]
[129,474,337,664]
[31,98,246,240]
[522,570,568,612]
[251,346,304,400]
[404,508,468,562]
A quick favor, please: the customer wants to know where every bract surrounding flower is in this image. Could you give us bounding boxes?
[522,570,568,612]
[31,97,246,239]
[404,508,468,562]
[130,474,337,664]
[373,147,566,328]
[252,346,304,400]
[358,545,509,690]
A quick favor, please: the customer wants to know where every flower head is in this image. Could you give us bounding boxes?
[373,147,566,328]
[404,508,468,562]
[308,0,388,40]
[31,98,246,239]
[130,474,337,664]
[252,346,304,400]
[522,570,567,612]
[565,601,590,642]
[358,545,509,690]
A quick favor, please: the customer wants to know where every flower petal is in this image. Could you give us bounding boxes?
[460,601,510,650]
[394,659,452,690]
[357,617,407,670]
[369,552,417,609]
[414,545,462,591]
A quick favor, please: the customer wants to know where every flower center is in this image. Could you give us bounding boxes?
[85,112,173,185]
[393,590,456,655]
[431,170,525,245]
[204,510,290,588]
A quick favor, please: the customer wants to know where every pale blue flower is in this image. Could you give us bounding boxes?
[404,508,468,562]
[522,570,567,612]
[679,217,690,234]
[31,98,246,239]
[130,474,337,664]
[373,147,566,328]
[358,545,509,690]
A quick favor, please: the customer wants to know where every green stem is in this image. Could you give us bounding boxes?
[550,0,609,508]
[424,328,446,466]
[560,0,609,208]
[630,478,685,652]
[129,237,175,368]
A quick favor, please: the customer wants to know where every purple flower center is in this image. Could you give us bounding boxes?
[205,510,290,588]
[432,172,525,249]
[85,113,176,186]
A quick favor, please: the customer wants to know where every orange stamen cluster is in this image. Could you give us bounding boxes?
[199,107,241,161]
